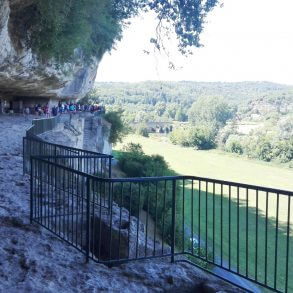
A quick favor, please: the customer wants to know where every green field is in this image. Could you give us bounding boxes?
[115,135,293,292]
[115,134,293,191]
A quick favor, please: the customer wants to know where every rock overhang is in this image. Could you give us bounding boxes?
[0,0,100,100]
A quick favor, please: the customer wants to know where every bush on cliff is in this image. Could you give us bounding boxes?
[114,143,182,246]
[103,110,128,144]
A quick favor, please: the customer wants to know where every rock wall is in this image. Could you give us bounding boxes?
[0,0,99,100]
[83,115,112,155]
[39,114,112,155]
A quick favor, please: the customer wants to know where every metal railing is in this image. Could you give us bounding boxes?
[23,137,112,178]
[25,140,293,293]
[26,111,106,137]
[26,116,61,137]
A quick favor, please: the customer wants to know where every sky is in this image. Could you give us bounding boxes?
[96,0,293,85]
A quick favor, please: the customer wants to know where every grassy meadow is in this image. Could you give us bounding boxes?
[115,134,293,191]
[115,134,293,291]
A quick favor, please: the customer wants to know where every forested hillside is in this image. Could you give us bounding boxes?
[87,81,293,165]
[89,81,293,122]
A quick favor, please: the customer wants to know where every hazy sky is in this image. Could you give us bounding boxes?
[96,0,293,85]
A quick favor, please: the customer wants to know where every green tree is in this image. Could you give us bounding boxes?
[255,138,274,162]
[175,108,188,122]
[169,127,190,147]
[137,124,149,137]
[188,125,216,150]
[170,125,216,150]
[155,102,166,117]
[32,0,123,61]
[103,110,128,144]
[188,96,235,129]
[29,0,220,62]
[225,136,244,155]
[275,140,293,163]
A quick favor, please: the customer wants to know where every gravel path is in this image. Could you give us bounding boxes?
[0,115,242,293]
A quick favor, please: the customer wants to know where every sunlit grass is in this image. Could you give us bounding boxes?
[115,134,293,291]
[115,134,293,191]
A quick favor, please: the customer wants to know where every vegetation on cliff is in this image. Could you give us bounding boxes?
[103,110,128,144]
[113,143,182,248]
[30,0,220,62]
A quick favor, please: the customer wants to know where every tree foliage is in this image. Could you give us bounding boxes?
[32,0,126,61]
[170,125,216,150]
[118,143,172,177]
[137,124,149,137]
[114,143,181,245]
[103,110,128,144]
[145,0,221,55]
[225,134,293,163]
[88,81,291,125]
[30,0,220,62]
[188,96,235,129]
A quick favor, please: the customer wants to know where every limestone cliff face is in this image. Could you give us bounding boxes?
[0,0,99,99]
[39,114,112,155]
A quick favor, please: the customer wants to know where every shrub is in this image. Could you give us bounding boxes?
[255,137,274,162]
[103,110,128,144]
[188,125,216,150]
[115,143,182,247]
[170,125,216,150]
[119,143,170,177]
[216,123,238,149]
[225,136,244,155]
[169,127,190,147]
[122,142,143,154]
[272,140,293,163]
[137,124,149,137]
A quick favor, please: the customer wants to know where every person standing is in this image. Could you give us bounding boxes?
[44,104,50,117]
[24,107,30,120]
[52,106,58,117]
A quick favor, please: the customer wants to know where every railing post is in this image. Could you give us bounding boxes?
[171,179,176,263]
[108,157,112,178]
[108,157,112,213]
[38,140,42,156]
[23,137,25,175]
[86,177,91,263]
[40,159,43,223]
[54,145,57,164]
[30,157,33,223]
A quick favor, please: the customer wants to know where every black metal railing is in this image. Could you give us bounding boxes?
[26,112,106,137]
[25,140,293,293]
[23,137,112,178]
[26,116,61,137]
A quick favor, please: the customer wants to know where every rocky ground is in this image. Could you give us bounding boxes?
[0,115,242,293]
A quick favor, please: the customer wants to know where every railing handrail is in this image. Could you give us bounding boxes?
[32,116,59,122]
[35,154,112,159]
[26,111,106,137]
[26,115,60,137]
[30,154,293,196]
[26,136,113,158]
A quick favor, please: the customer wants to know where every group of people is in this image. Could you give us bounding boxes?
[27,102,105,117]
[51,102,105,116]
[32,104,51,117]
